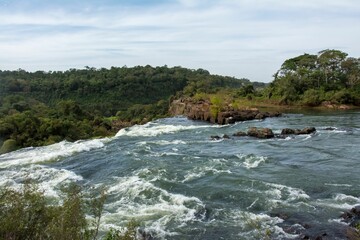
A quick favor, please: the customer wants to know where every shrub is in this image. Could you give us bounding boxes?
[103,220,139,240]
[0,139,17,154]
[302,89,322,106]
[0,182,136,240]
[331,89,354,104]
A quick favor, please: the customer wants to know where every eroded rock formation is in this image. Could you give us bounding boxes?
[170,98,281,124]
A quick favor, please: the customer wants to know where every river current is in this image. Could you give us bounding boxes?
[1,111,359,239]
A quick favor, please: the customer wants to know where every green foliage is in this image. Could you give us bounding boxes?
[237,84,255,97]
[0,66,249,152]
[0,183,50,240]
[346,223,360,240]
[269,49,360,106]
[331,89,354,104]
[103,220,139,240]
[0,182,136,240]
[0,139,17,154]
[0,182,93,240]
[245,216,273,240]
[210,95,225,119]
[302,89,322,106]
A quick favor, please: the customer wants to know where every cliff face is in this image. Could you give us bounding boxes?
[169,98,214,122]
[169,98,281,124]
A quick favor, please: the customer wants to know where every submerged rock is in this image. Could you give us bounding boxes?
[210,135,230,140]
[210,135,222,140]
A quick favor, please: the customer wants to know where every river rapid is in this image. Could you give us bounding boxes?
[1,111,359,239]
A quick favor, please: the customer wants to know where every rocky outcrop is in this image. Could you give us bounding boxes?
[226,127,317,139]
[341,205,360,227]
[247,127,274,139]
[321,101,352,110]
[170,98,281,124]
[232,131,247,137]
[281,127,316,135]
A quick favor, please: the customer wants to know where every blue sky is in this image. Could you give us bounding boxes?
[1,0,359,82]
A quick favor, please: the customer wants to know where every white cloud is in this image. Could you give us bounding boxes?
[0,0,359,82]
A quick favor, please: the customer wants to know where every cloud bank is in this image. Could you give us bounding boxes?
[1,0,359,82]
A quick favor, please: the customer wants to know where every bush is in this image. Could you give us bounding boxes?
[302,89,322,106]
[0,182,137,240]
[331,89,354,104]
[0,139,17,154]
[103,220,139,240]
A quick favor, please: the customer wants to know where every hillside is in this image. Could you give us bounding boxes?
[0,66,250,153]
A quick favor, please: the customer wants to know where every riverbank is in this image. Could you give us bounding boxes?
[1,96,358,155]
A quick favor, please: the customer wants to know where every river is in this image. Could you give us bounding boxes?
[1,111,359,239]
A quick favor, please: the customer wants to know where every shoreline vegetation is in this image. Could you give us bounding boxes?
[1,49,360,154]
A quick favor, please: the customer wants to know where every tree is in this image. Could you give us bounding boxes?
[341,57,360,88]
[317,49,348,85]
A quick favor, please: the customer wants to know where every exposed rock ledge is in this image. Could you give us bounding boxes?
[169,98,281,124]
[210,127,317,140]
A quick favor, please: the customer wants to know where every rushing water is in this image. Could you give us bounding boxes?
[1,111,360,239]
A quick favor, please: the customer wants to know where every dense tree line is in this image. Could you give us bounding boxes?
[268,49,360,105]
[0,65,249,152]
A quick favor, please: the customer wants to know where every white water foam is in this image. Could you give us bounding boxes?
[334,193,360,202]
[136,140,187,146]
[103,172,205,238]
[264,182,310,208]
[181,172,206,183]
[325,183,352,187]
[0,165,83,198]
[181,158,231,183]
[221,210,299,239]
[321,127,347,133]
[0,139,109,168]
[235,154,267,169]
[115,122,222,137]
[314,193,360,209]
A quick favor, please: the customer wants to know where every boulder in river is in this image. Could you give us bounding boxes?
[233,131,247,137]
[281,128,298,135]
[281,127,316,135]
[247,127,274,139]
[298,127,316,134]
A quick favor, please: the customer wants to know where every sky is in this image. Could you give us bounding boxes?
[0,0,359,82]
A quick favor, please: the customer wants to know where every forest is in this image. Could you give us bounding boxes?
[0,65,250,153]
[1,49,359,153]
